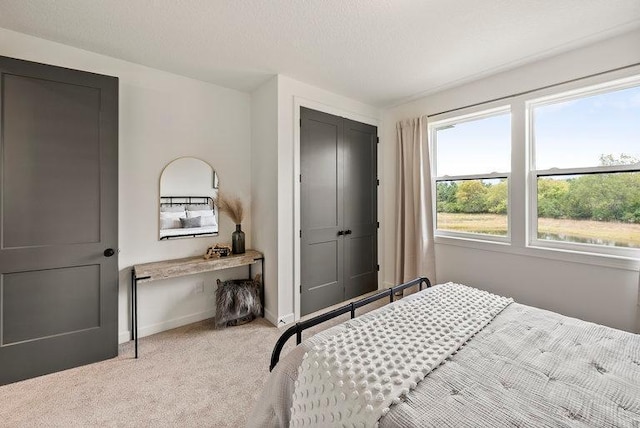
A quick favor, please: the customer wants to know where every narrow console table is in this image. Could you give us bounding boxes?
[131,249,264,358]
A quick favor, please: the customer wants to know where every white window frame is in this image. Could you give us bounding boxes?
[527,75,640,259]
[430,104,512,244]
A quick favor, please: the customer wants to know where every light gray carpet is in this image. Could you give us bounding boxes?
[0,296,387,427]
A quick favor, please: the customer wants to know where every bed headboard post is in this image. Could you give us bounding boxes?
[296,327,302,345]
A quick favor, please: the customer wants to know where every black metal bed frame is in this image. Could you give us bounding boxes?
[159,196,217,240]
[269,277,431,371]
[160,195,214,207]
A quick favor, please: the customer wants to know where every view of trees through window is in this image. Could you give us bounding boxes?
[436,179,508,236]
[434,80,640,251]
[436,154,640,248]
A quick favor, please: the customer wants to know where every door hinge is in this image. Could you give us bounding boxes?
[377,222,380,229]
[376,264,380,271]
[299,174,302,183]
[300,284,302,294]
[376,136,379,144]
[299,230,302,238]
[376,179,380,186]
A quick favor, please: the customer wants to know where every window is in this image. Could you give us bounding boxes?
[529,80,640,252]
[429,71,640,259]
[431,108,511,239]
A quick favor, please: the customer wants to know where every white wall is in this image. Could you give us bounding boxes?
[0,28,253,343]
[381,29,640,332]
[250,76,279,324]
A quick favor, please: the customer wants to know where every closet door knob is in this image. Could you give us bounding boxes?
[337,230,344,236]
[344,230,352,235]
[104,248,115,257]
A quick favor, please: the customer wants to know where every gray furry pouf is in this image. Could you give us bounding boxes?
[215,274,262,329]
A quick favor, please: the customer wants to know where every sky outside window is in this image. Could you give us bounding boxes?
[534,85,640,170]
[436,112,511,177]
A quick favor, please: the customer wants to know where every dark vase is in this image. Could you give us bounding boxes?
[232,224,245,254]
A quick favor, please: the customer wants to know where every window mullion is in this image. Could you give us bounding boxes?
[435,172,508,181]
[510,100,526,248]
[535,165,640,177]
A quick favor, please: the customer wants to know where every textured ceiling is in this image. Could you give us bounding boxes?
[0,0,639,107]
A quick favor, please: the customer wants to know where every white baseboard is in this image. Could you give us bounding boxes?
[264,307,278,326]
[263,308,295,327]
[117,309,216,344]
[119,331,131,344]
[277,312,295,326]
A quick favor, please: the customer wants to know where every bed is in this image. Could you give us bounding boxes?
[249,278,640,427]
[159,196,218,239]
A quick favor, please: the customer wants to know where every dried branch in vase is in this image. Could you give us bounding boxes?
[216,192,245,225]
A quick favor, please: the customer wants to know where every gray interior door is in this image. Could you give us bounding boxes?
[300,107,377,316]
[0,56,118,385]
[300,108,344,316]
[343,119,378,300]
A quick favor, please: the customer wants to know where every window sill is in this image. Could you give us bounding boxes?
[434,234,640,271]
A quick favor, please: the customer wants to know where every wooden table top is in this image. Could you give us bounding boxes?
[133,249,263,284]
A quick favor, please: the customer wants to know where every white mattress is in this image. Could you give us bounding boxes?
[249,285,640,427]
[159,225,218,238]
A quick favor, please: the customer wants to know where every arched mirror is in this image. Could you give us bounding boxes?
[159,157,219,240]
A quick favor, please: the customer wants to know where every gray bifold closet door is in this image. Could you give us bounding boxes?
[0,56,119,385]
[300,107,377,316]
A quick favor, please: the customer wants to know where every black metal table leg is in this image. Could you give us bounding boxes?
[256,257,265,318]
[131,271,150,359]
[260,257,264,318]
[130,269,135,342]
[248,257,265,318]
[134,275,138,358]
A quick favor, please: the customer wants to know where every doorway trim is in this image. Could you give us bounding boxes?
[293,97,379,322]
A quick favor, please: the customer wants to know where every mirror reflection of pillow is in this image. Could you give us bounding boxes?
[160,205,186,212]
[186,204,210,211]
[180,216,202,228]
[187,210,217,227]
[160,211,183,229]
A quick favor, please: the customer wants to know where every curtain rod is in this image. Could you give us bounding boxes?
[427,61,640,118]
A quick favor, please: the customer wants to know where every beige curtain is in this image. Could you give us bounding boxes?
[394,117,436,287]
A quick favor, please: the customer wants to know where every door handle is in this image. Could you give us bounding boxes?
[104,248,115,257]
[337,230,344,236]
[344,230,352,235]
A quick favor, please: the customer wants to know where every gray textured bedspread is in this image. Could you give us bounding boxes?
[249,288,640,427]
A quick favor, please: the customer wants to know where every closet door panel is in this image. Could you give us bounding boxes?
[343,120,378,300]
[300,107,344,316]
